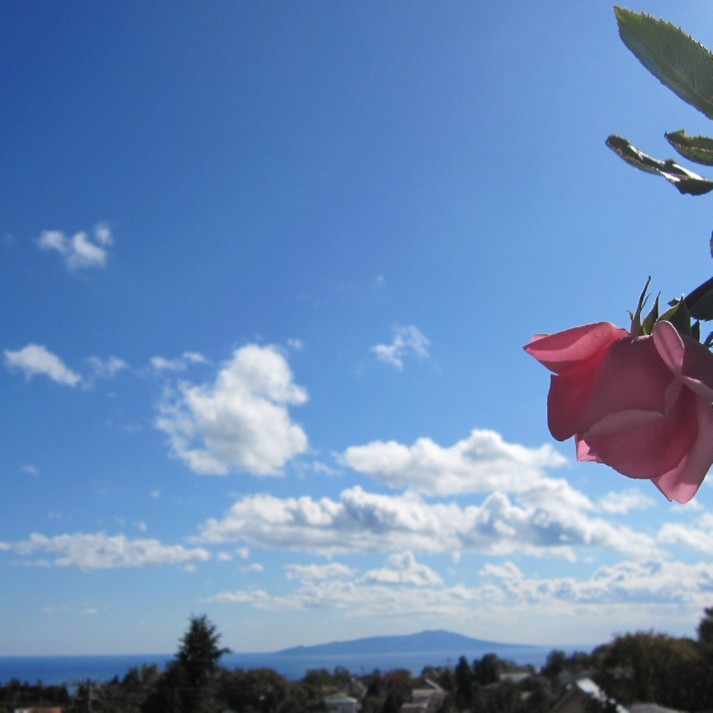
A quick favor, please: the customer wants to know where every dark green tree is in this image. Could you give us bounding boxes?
[542,650,567,684]
[142,614,230,713]
[454,656,473,707]
[216,666,290,713]
[380,690,402,713]
[472,654,500,686]
[591,631,700,710]
[698,606,713,658]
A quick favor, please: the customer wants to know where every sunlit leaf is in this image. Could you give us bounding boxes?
[606,135,713,195]
[641,294,660,335]
[665,131,713,166]
[615,7,713,119]
[660,299,692,336]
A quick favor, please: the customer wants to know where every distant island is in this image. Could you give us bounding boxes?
[274,629,536,657]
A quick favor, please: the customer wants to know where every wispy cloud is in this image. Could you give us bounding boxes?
[372,325,430,370]
[658,514,713,554]
[4,344,81,387]
[156,344,308,476]
[36,223,114,272]
[599,489,656,514]
[85,355,128,383]
[11,532,211,569]
[5,345,128,389]
[150,352,207,373]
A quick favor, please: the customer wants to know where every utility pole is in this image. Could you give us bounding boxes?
[85,680,93,713]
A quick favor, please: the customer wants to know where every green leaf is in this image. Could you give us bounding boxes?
[661,299,692,337]
[615,7,713,119]
[683,275,713,320]
[629,276,651,336]
[692,320,701,342]
[606,135,713,195]
[665,130,713,166]
[641,293,660,335]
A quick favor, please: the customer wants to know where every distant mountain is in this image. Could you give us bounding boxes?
[275,630,535,657]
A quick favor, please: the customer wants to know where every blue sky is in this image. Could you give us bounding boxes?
[3,0,713,656]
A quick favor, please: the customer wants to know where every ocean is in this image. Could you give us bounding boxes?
[0,646,559,686]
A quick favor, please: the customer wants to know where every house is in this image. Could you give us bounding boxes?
[630,705,686,713]
[325,693,360,713]
[548,677,628,713]
[400,679,446,713]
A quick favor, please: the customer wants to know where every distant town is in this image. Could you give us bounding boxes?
[3,610,713,713]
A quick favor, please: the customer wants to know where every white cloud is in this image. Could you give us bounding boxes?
[5,344,81,387]
[11,532,211,569]
[285,563,355,581]
[150,352,207,373]
[209,557,713,637]
[37,224,114,272]
[480,559,713,607]
[243,563,264,573]
[342,429,567,496]
[156,344,308,475]
[658,514,713,554]
[371,325,430,370]
[85,355,128,381]
[360,551,443,587]
[20,464,39,476]
[195,486,656,559]
[599,489,656,514]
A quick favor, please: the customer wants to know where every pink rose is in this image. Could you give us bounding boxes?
[524,320,713,503]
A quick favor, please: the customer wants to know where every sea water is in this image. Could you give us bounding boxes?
[0,645,561,686]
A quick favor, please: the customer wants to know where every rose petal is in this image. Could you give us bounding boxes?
[578,336,675,434]
[651,395,713,503]
[575,437,600,463]
[580,388,698,480]
[654,320,713,402]
[524,322,628,374]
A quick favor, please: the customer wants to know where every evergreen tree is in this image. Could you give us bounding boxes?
[142,614,229,713]
[454,656,473,707]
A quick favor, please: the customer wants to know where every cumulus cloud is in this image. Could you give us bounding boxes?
[10,532,211,569]
[209,557,713,630]
[195,486,655,559]
[480,559,713,607]
[360,551,443,587]
[37,224,114,272]
[156,344,308,476]
[371,325,430,370]
[342,429,567,496]
[5,344,81,387]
